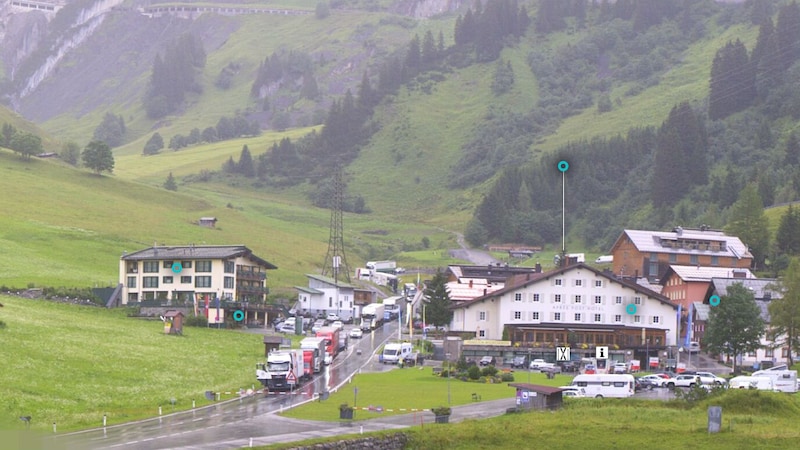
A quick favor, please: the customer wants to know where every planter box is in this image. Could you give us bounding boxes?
[434,415,450,424]
[339,409,354,420]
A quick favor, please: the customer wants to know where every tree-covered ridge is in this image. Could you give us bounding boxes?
[143,33,206,119]
[469,0,800,259]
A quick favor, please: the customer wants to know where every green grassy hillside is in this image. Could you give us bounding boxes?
[0,295,264,431]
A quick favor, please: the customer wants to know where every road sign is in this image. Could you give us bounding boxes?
[557,346,571,361]
[287,371,297,383]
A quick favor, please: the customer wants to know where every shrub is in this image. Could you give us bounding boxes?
[481,366,499,377]
[500,372,515,382]
[185,315,208,327]
[431,406,451,416]
[0,320,6,329]
[467,365,481,380]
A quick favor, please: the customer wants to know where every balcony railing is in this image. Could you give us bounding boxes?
[236,268,267,281]
[236,284,269,295]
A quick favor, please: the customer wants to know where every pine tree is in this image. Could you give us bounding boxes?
[777,205,800,255]
[423,270,454,327]
[776,2,800,70]
[422,30,437,66]
[405,34,421,73]
[300,71,319,100]
[164,172,177,191]
[238,145,255,177]
[709,40,755,120]
[753,18,782,97]
[786,133,800,166]
[651,128,687,207]
[725,183,770,268]
[143,132,164,155]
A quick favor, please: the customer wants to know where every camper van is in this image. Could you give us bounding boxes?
[595,255,613,264]
[752,365,798,393]
[729,376,776,391]
[382,342,413,364]
[571,374,635,398]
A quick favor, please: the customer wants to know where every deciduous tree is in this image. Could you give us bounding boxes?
[769,258,800,366]
[82,140,115,175]
[705,283,765,373]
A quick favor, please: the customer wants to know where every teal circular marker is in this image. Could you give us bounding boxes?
[233,310,245,321]
[171,262,182,274]
[625,304,637,315]
[709,295,721,307]
[557,161,569,172]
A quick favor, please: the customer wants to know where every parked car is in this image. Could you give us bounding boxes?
[349,328,363,339]
[559,386,586,398]
[529,359,547,370]
[639,374,667,387]
[541,364,562,374]
[311,319,326,334]
[666,374,701,389]
[331,320,344,331]
[479,356,495,366]
[559,361,578,373]
[612,363,627,374]
[688,341,701,353]
[511,356,527,368]
[695,371,728,385]
[635,377,656,391]
[326,313,340,322]
[277,322,297,333]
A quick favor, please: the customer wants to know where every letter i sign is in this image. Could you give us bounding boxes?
[596,346,609,360]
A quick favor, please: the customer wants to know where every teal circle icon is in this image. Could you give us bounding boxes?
[557,161,569,172]
[233,310,245,321]
[625,304,637,315]
[171,262,183,274]
[709,295,721,307]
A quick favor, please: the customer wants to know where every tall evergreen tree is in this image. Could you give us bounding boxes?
[768,258,800,366]
[164,172,178,191]
[753,18,782,97]
[662,102,707,185]
[725,183,770,268]
[423,270,454,327]
[535,0,566,34]
[651,128,687,207]
[421,30,437,65]
[776,1,800,70]
[776,205,800,255]
[405,34,422,74]
[709,40,755,120]
[786,132,800,166]
[238,145,255,177]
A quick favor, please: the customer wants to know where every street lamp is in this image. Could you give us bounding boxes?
[445,352,451,405]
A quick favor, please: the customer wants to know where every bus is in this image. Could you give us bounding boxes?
[571,374,635,398]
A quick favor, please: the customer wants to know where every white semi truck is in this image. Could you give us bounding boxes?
[256,349,304,391]
[360,303,385,331]
[366,260,397,273]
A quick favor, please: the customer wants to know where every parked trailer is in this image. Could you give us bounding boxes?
[256,349,304,391]
[366,260,396,273]
[752,365,798,393]
[571,374,635,398]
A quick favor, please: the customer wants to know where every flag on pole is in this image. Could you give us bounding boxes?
[204,294,209,317]
[684,303,693,348]
[677,303,682,346]
[193,294,198,316]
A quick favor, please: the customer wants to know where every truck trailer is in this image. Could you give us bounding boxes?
[360,303,385,331]
[315,326,342,360]
[257,349,304,391]
[300,337,326,374]
[366,260,396,273]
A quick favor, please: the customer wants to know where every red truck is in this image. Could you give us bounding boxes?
[315,326,341,360]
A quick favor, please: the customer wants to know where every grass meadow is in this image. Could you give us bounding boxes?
[0,295,265,432]
[262,389,800,450]
[281,367,571,422]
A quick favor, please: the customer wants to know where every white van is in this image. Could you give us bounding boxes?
[571,374,635,398]
[595,255,613,264]
[382,342,413,364]
[729,376,775,391]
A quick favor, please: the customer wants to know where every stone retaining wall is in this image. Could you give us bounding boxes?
[287,432,408,450]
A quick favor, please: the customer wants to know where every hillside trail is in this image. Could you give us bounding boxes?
[441,229,500,266]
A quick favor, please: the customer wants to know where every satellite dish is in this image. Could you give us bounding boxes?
[160,315,166,322]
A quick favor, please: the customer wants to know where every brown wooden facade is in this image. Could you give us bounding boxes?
[508,324,667,350]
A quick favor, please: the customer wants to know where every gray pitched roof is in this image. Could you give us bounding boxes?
[305,274,354,289]
[616,229,752,260]
[121,245,277,269]
[295,286,324,295]
[692,302,710,321]
[708,278,783,323]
